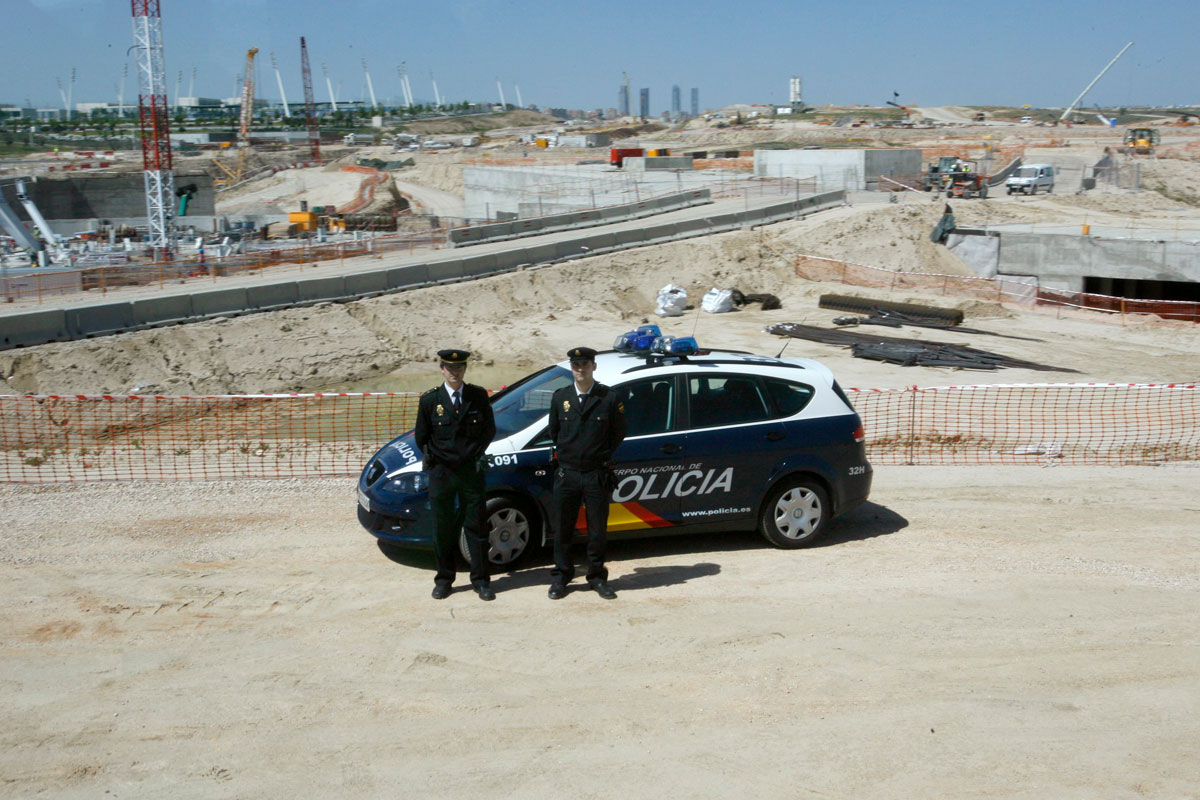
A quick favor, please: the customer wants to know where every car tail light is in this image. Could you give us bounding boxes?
[852,423,865,443]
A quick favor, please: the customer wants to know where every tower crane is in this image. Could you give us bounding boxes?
[300,37,321,161]
[213,47,259,188]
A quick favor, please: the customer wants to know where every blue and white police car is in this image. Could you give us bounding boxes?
[357,328,872,566]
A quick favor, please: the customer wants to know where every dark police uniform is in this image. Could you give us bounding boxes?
[549,347,626,593]
[413,350,496,597]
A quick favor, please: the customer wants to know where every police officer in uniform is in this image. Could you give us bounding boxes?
[414,349,497,601]
[548,346,626,600]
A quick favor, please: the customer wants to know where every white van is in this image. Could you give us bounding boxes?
[1006,164,1055,195]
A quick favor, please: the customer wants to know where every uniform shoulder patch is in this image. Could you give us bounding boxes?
[421,387,439,396]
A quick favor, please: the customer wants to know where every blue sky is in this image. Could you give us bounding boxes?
[5,0,1197,114]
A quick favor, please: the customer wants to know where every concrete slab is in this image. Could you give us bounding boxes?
[344,270,388,295]
[247,282,299,311]
[296,276,348,303]
[132,294,192,326]
[191,288,250,318]
[0,308,68,348]
[67,302,135,338]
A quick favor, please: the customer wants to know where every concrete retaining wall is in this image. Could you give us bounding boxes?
[946,229,1200,292]
[0,173,215,221]
[996,232,1200,292]
[622,156,694,171]
[450,189,712,248]
[755,149,921,191]
[0,190,844,350]
[947,231,1001,278]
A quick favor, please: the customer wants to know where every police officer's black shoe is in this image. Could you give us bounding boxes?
[431,584,452,600]
[475,585,496,601]
[589,580,617,600]
[548,584,567,600]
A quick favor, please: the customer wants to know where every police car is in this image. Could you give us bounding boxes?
[357,327,872,566]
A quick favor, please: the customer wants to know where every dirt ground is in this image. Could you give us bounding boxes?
[1,465,1198,799]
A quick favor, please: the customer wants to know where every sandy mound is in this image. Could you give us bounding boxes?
[772,202,976,275]
[399,156,465,194]
[215,165,366,216]
[1141,157,1200,207]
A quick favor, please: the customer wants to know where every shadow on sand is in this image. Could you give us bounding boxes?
[374,500,908,594]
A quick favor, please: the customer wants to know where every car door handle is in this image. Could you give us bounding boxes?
[661,442,683,454]
[765,431,785,442]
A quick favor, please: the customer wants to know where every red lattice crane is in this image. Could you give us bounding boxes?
[300,37,321,162]
[130,0,174,251]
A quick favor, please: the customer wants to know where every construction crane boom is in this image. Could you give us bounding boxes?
[238,47,259,144]
[271,52,291,117]
[300,37,321,161]
[1060,41,1133,122]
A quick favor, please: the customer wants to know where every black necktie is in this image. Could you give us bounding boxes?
[452,391,461,414]
[578,393,587,407]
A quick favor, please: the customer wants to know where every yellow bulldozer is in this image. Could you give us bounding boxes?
[1123,128,1160,156]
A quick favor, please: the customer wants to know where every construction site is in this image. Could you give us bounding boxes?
[2,6,1200,799]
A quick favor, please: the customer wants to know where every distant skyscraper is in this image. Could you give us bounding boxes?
[618,84,630,117]
[789,76,803,107]
[690,88,699,117]
[671,85,681,116]
[639,88,649,119]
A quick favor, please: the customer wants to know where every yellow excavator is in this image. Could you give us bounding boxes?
[1123,128,1159,156]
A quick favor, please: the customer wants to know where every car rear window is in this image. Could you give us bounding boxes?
[763,377,816,417]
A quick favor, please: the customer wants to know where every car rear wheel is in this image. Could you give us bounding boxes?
[758,477,829,549]
[460,496,536,568]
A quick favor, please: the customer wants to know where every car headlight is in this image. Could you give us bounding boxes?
[389,471,430,493]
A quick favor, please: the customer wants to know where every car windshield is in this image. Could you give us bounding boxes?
[1016,167,1038,177]
[489,365,573,440]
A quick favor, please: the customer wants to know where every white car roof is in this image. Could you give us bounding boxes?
[558,349,839,388]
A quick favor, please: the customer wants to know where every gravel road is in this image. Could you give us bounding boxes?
[2,465,1198,798]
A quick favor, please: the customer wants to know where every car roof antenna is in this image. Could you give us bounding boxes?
[775,336,791,359]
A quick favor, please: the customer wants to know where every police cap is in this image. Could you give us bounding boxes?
[567,346,597,363]
[438,349,471,365]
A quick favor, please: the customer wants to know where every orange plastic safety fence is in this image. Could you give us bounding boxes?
[849,383,1200,465]
[2,384,1197,483]
[0,393,418,483]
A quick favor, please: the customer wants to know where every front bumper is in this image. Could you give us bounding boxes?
[356,485,436,548]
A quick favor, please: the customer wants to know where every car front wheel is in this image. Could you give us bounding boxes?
[758,477,830,549]
[460,496,536,568]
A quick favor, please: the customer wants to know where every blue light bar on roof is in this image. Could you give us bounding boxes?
[613,324,662,353]
[651,335,699,356]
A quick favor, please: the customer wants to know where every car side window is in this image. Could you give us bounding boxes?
[615,377,674,437]
[687,375,770,428]
[527,425,553,448]
[762,377,816,417]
